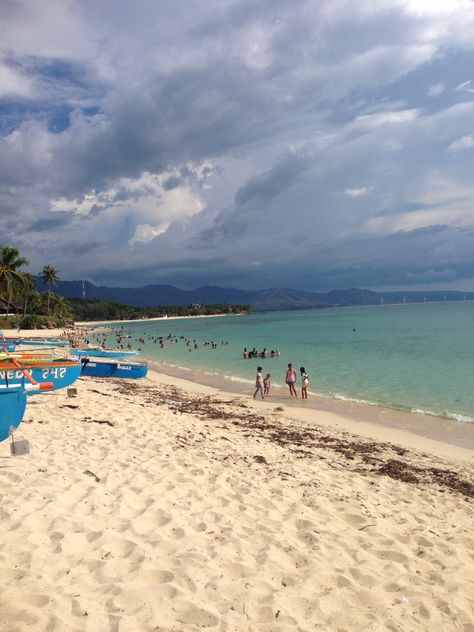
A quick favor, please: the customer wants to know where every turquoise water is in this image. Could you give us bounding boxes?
[90,302,474,423]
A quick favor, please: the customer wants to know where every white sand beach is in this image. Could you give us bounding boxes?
[0,367,473,631]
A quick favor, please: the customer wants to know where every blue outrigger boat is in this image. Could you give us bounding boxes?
[80,357,148,379]
[74,348,138,358]
[0,359,82,393]
[1,335,70,351]
[18,338,70,347]
[0,342,17,352]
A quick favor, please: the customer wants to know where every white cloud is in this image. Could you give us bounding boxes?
[0,61,33,98]
[352,109,420,128]
[427,82,444,97]
[448,135,474,152]
[455,80,474,94]
[129,222,170,247]
[345,187,373,198]
[401,0,470,16]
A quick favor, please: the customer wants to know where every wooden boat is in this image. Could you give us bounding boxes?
[80,357,148,379]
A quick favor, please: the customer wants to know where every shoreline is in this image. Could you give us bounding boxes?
[79,314,474,436]
[75,312,245,327]
[147,363,474,462]
[9,329,474,456]
[7,320,473,459]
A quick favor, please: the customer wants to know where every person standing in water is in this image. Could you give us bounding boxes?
[300,367,309,399]
[263,373,271,396]
[253,366,265,399]
[285,363,297,397]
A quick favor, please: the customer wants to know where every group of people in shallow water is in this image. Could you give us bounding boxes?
[85,326,231,353]
[243,347,280,358]
[253,363,309,400]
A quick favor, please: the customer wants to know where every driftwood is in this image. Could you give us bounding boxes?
[82,417,114,427]
[83,469,100,482]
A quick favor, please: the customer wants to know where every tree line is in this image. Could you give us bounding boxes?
[68,298,250,321]
[0,245,250,329]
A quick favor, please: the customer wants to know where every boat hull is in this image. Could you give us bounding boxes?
[0,386,27,441]
[0,360,82,392]
[80,359,148,379]
[0,343,17,352]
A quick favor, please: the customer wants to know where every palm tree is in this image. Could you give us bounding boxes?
[0,246,29,319]
[41,265,59,317]
[17,272,38,317]
[49,293,71,319]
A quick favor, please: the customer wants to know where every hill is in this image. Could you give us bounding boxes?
[33,278,474,311]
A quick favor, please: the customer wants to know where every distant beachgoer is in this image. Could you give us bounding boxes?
[253,366,265,399]
[285,363,297,397]
[243,347,249,359]
[300,367,309,399]
[263,373,271,396]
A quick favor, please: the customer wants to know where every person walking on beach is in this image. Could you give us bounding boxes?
[300,367,309,399]
[263,373,271,396]
[285,363,297,397]
[253,366,265,399]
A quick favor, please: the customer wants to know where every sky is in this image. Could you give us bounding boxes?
[1,0,474,291]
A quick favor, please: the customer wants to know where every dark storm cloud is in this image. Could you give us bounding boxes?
[60,241,105,256]
[197,151,309,245]
[29,213,73,232]
[1,1,474,289]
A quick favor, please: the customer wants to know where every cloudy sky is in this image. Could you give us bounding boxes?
[1,0,474,291]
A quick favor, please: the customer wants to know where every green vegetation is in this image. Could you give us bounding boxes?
[67,298,251,321]
[0,245,73,329]
[0,246,30,319]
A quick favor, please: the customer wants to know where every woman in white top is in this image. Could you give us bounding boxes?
[300,366,309,399]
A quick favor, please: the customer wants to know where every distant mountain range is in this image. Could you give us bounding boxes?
[33,278,474,311]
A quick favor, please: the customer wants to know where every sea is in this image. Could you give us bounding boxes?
[85,301,474,423]
[88,301,474,425]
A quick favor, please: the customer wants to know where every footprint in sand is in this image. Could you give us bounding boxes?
[176,604,220,628]
[87,530,103,543]
[23,594,50,608]
[375,549,409,564]
[171,527,185,539]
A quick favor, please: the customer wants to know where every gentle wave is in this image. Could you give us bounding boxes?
[444,412,474,423]
[333,393,379,406]
[223,374,254,385]
[410,407,474,423]
[161,362,191,372]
